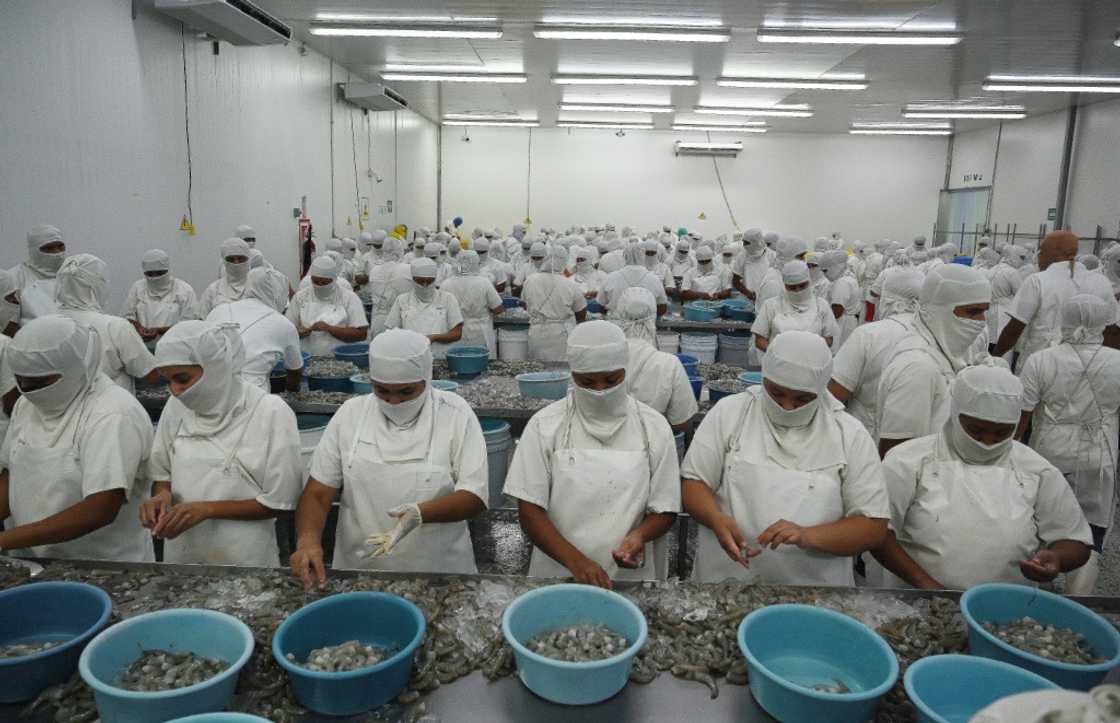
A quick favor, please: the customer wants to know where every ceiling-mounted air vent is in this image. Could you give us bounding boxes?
[674,141,743,157]
[342,83,409,111]
[154,0,291,45]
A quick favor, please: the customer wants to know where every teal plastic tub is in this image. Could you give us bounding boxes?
[904,654,1057,723]
[307,375,352,393]
[79,609,254,723]
[683,302,721,322]
[738,370,763,386]
[273,592,426,716]
[0,581,113,703]
[516,371,569,399]
[432,379,460,393]
[738,604,898,723]
[960,583,1120,690]
[333,343,370,369]
[349,374,371,395]
[447,346,490,377]
[502,584,647,706]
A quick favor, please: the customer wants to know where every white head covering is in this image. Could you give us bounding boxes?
[26,225,66,277]
[247,248,266,269]
[382,236,403,262]
[371,229,388,243]
[141,249,171,273]
[458,250,481,276]
[8,316,101,425]
[566,320,631,442]
[366,329,434,444]
[946,365,1022,464]
[220,237,250,260]
[235,225,255,240]
[358,230,374,250]
[543,245,568,274]
[309,255,338,279]
[341,238,358,260]
[155,320,248,435]
[776,237,808,265]
[781,260,810,286]
[820,250,848,282]
[0,269,20,330]
[1001,244,1029,269]
[763,330,831,394]
[368,328,432,384]
[1061,293,1111,346]
[220,238,251,286]
[975,247,1001,269]
[55,254,108,312]
[529,241,547,260]
[813,237,831,253]
[695,247,715,266]
[324,238,343,254]
[913,235,928,249]
[878,267,923,318]
[615,287,658,345]
[1078,254,1101,271]
[935,244,957,261]
[916,263,991,371]
[424,242,443,260]
[245,267,289,313]
[474,238,491,255]
[410,257,438,279]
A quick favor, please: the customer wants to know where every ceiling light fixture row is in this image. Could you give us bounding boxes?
[559,102,674,113]
[716,76,868,90]
[533,25,731,42]
[756,25,962,45]
[903,103,1026,119]
[982,75,1120,93]
[558,121,656,130]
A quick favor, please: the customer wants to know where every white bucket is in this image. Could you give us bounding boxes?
[297,414,332,480]
[498,328,529,361]
[656,333,680,354]
[717,332,753,368]
[680,333,718,364]
[480,418,513,508]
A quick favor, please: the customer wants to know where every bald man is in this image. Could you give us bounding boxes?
[995,231,1120,370]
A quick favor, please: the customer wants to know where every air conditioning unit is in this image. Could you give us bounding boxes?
[342,83,409,112]
[154,0,291,46]
[674,140,743,157]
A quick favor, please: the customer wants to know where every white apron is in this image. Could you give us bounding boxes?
[299,299,349,357]
[136,293,182,328]
[402,299,453,359]
[162,395,279,567]
[689,273,722,295]
[462,314,497,359]
[235,307,281,393]
[694,397,853,586]
[333,399,476,573]
[528,319,574,362]
[529,403,656,582]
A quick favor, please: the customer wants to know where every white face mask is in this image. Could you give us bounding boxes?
[722,254,735,265]
[531,257,544,269]
[225,259,249,283]
[31,247,66,275]
[809,266,823,282]
[676,250,690,261]
[146,272,173,295]
[175,369,228,414]
[18,373,84,416]
[698,262,713,274]
[643,254,658,270]
[762,389,819,429]
[0,297,21,330]
[377,389,427,426]
[572,380,629,439]
[949,416,1012,464]
[371,244,383,258]
[576,260,592,274]
[244,239,256,248]
[824,265,845,282]
[786,286,813,306]
[312,281,335,301]
[927,311,986,361]
[414,281,436,302]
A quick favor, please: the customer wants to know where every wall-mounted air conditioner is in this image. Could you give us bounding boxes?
[154,0,292,46]
[342,83,409,112]
[674,141,743,157]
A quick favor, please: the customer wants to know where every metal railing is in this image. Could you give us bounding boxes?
[933,222,1120,256]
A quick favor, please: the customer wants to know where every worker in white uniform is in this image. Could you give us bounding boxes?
[829,268,923,440]
[1019,295,1120,594]
[986,244,1028,355]
[640,240,675,298]
[9,225,66,322]
[512,242,548,295]
[441,251,503,358]
[752,261,838,355]
[996,231,1120,372]
[504,321,681,588]
[908,235,929,261]
[822,249,862,350]
[0,316,153,561]
[365,236,414,339]
[0,271,21,453]
[871,365,1092,590]
[681,248,732,302]
[1102,244,1120,299]
[234,224,257,249]
[140,322,302,566]
[55,254,158,393]
[286,256,368,357]
[682,331,889,584]
[206,268,303,393]
[473,239,509,293]
[877,264,993,457]
[572,247,606,300]
[522,246,588,362]
[731,229,770,301]
[598,244,669,317]
[668,240,696,289]
[198,238,252,318]
[122,250,199,343]
[385,258,464,359]
[422,242,452,288]
[291,330,487,587]
[806,253,831,302]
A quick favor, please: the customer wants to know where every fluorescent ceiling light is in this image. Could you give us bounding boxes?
[443,113,536,121]
[676,141,744,150]
[309,24,503,39]
[757,26,961,45]
[850,128,952,136]
[851,122,952,130]
[541,16,725,27]
[380,72,526,83]
[717,76,868,90]
[442,120,540,127]
[1115,33,1120,48]
[552,74,698,86]
[558,121,655,130]
[904,111,1026,119]
[534,25,730,42]
[983,75,1120,93]
[672,124,767,133]
[381,64,487,73]
[560,103,674,113]
[695,106,813,118]
[906,104,1024,112]
[315,13,498,23]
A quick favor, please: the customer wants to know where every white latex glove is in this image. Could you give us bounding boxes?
[360,503,423,558]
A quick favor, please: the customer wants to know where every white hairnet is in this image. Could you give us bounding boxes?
[919,263,990,309]
[1061,293,1112,345]
[567,320,628,373]
[743,228,763,245]
[220,237,250,259]
[458,250,481,275]
[309,255,338,280]
[813,237,831,252]
[154,320,246,427]
[28,224,63,250]
[695,247,714,263]
[782,260,810,286]
[879,267,923,317]
[474,238,491,254]
[543,245,568,274]
[245,267,289,312]
[410,257,438,279]
[55,253,108,312]
[371,229,388,243]
[235,225,255,239]
[324,238,343,253]
[778,237,808,263]
[382,236,403,261]
[820,249,848,280]
[424,242,442,259]
[247,249,265,269]
[615,286,657,344]
[762,330,832,394]
[141,249,170,273]
[368,328,432,384]
[914,235,928,247]
[950,365,1022,425]
[341,238,358,256]
[1078,254,1101,271]
[358,230,373,246]
[8,316,100,418]
[530,241,547,259]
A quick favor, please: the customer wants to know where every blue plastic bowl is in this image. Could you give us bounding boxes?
[725,308,756,322]
[687,375,703,400]
[431,379,459,393]
[502,584,648,706]
[273,351,311,375]
[273,592,426,716]
[953,255,973,265]
[502,296,522,309]
[0,582,113,703]
[738,371,763,386]
[516,371,569,400]
[79,609,254,723]
[307,375,353,393]
[296,413,333,431]
[170,715,272,723]
[586,300,603,314]
[960,583,1120,690]
[333,342,370,369]
[349,374,371,395]
[738,604,899,723]
[447,346,491,377]
[675,353,699,376]
[709,386,739,405]
[904,654,1057,723]
[683,302,721,322]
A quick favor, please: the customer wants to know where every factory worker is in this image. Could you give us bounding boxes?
[1078,254,1101,272]
[616,288,697,432]
[908,235,929,260]
[424,242,453,287]
[682,331,889,585]
[681,248,732,301]
[669,240,695,285]
[523,246,588,362]
[206,268,302,393]
[198,238,252,317]
[597,244,669,317]
[732,229,770,301]
[641,240,675,295]
[292,330,487,585]
[987,244,1028,357]
[717,245,738,286]
[0,270,21,450]
[822,250,861,350]
[356,229,388,281]
[513,242,548,294]
[9,224,66,321]
[474,238,509,292]
[123,250,199,341]
[806,254,831,300]
[504,321,681,587]
[341,237,358,263]
[598,237,627,275]
[772,236,809,270]
[752,261,838,355]
[286,256,368,357]
[973,247,1001,272]
[813,237,831,253]
[385,258,464,359]
[976,235,992,256]
[441,251,503,358]
[762,231,780,259]
[366,237,414,339]
[1019,295,1120,593]
[140,321,302,566]
[512,223,527,242]
[357,230,376,261]
[829,268,923,440]
[996,231,1120,372]
[877,264,993,457]
[55,254,158,393]
[235,224,257,248]
[0,317,153,561]
[871,365,1091,590]
[1102,244,1120,299]
[571,247,606,299]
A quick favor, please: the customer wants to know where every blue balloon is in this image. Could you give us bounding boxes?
[453,217,463,227]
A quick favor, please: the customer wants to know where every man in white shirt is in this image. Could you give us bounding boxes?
[598,244,669,317]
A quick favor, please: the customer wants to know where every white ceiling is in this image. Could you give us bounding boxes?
[255,0,1120,133]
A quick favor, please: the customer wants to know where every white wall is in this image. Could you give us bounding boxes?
[441,127,947,241]
[0,0,438,311]
[948,126,999,190]
[989,110,1068,233]
[1068,97,1120,241]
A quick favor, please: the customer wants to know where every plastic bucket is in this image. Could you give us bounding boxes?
[904,654,1057,723]
[498,328,529,361]
[674,353,699,376]
[297,414,333,481]
[0,582,113,703]
[683,302,721,322]
[687,376,703,400]
[680,333,718,364]
[447,346,491,377]
[349,374,371,395]
[516,372,569,399]
[738,370,763,387]
[656,333,679,353]
[333,343,370,369]
[717,332,753,368]
[480,418,512,508]
[431,380,459,393]
[307,375,352,393]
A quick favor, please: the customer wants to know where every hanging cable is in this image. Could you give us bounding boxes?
[180,24,194,223]
[708,131,738,230]
[525,127,533,222]
[349,102,360,227]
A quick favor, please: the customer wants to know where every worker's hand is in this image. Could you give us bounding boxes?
[744,289,757,302]
[612,529,646,569]
[297,326,312,338]
[291,544,327,591]
[1019,549,1062,583]
[310,321,331,333]
[758,519,810,551]
[151,502,212,540]
[138,490,172,530]
[716,289,733,300]
[567,554,612,590]
[713,514,760,568]
[361,503,423,558]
